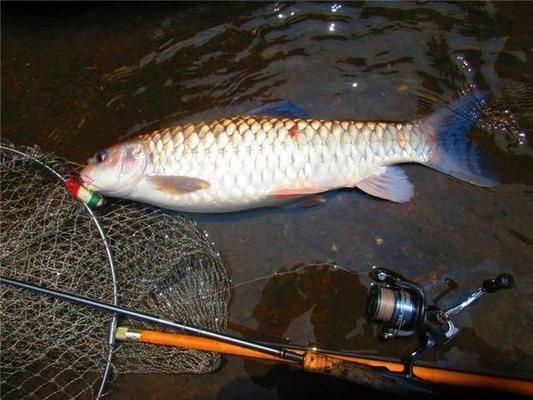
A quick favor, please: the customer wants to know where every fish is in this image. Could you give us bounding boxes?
[80,93,497,213]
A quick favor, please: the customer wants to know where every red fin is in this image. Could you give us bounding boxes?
[268,187,325,199]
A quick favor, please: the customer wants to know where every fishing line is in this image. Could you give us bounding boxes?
[227,262,371,292]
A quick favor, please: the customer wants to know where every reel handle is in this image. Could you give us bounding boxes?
[483,273,514,293]
[442,272,514,320]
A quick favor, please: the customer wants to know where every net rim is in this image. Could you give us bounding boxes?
[0,144,118,400]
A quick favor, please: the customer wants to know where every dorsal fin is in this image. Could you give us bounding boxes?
[248,101,310,119]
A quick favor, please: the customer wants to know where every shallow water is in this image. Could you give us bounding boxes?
[2,2,532,399]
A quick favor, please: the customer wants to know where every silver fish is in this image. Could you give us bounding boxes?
[80,94,496,213]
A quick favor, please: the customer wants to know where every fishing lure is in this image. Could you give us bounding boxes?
[66,177,105,208]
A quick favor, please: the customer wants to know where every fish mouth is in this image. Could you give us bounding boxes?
[80,173,96,189]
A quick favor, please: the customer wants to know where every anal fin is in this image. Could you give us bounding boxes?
[356,166,414,203]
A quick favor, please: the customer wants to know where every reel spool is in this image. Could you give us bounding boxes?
[365,269,425,339]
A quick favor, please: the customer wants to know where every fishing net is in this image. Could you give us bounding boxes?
[0,142,231,399]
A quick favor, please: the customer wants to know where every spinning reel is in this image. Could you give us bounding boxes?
[365,267,514,377]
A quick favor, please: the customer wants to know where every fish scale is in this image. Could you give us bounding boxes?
[135,116,429,212]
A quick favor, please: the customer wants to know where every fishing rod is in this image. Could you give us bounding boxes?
[114,326,533,396]
[0,276,414,394]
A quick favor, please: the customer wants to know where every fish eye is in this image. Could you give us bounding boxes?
[95,150,108,163]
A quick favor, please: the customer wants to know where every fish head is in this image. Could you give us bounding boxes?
[80,140,148,197]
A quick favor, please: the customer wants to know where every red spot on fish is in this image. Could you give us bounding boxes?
[289,126,299,138]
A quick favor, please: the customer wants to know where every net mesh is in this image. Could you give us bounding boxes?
[0,142,231,399]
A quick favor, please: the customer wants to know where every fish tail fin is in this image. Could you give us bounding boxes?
[423,91,498,187]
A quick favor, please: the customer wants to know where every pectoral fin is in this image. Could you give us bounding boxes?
[146,176,210,195]
[356,166,414,203]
